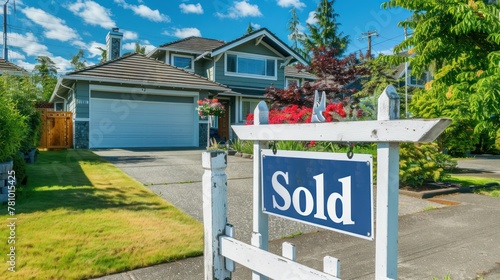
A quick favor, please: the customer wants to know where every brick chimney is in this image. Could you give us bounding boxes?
[106,27,123,60]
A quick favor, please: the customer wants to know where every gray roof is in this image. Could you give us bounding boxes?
[51,53,229,102]
[285,66,317,80]
[159,37,226,53]
[0,59,27,73]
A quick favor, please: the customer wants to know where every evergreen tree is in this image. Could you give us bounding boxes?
[287,8,303,53]
[246,22,255,34]
[134,42,146,54]
[96,47,107,64]
[302,0,349,58]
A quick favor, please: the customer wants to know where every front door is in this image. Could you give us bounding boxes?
[218,100,230,142]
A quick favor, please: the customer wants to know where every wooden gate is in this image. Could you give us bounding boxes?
[39,109,73,150]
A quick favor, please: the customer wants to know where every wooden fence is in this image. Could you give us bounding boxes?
[39,109,73,150]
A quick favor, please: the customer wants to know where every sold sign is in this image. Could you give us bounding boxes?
[261,149,374,240]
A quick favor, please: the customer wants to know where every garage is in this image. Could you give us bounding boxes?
[89,91,196,148]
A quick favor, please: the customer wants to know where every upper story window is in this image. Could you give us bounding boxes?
[225,52,277,80]
[172,54,194,71]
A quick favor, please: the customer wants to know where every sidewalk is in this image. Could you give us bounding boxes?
[92,151,500,280]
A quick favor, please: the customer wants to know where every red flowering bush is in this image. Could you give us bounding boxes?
[196,98,224,119]
[245,103,350,125]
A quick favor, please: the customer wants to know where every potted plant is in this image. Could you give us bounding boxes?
[196,98,225,148]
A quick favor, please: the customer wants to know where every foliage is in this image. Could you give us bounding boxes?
[287,8,304,53]
[196,98,225,119]
[496,128,500,151]
[266,47,366,109]
[0,92,26,162]
[383,0,500,149]
[357,55,401,98]
[70,49,87,71]
[399,143,457,187]
[97,46,107,63]
[123,42,147,56]
[246,22,255,34]
[231,139,253,154]
[301,0,349,59]
[0,74,43,152]
[33,56,58,101]
[411,86,478,156]
[12,153,26,186]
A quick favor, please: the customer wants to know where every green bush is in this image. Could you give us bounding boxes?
[12,153,26,185]
[496,128,500,151]
[0,74,43,153]
[399,143,456,187]
[0,93,27,162]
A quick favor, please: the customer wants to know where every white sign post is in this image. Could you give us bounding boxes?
[202,85,451,280]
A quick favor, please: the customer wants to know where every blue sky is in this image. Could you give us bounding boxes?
[1,0,411,73]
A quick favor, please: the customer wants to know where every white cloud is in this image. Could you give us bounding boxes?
[67,0,116,29]
[251,23,261,29]
[277,0,306,10]
[51,56,74,74]
[172,27,202,38]
[306,10,317,25]
[8,50,26,60]
[114,0,170,22]
[87,41,107,58]
[122,41,155,54]
[122,42,136,51]
[14,60,36,72]
[179,3,203,14]
[216,0,262,19]
[5,32,50,57]
[21,7,80,42]
[123,30,138,41]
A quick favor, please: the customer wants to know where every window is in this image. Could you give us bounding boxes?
[286,78,300,88]
[225,53,276,79]
[241,99,262,122]
[407,70,428,87]
[172,54,193,71]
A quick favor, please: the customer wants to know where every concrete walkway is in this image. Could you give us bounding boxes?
[93,149,500,280]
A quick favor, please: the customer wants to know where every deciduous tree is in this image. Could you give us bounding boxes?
[33,56,57,101]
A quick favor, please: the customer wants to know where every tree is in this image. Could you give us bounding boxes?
[134,42,146,54]
[97,47,107,64]
[265,46,366,109]
[302,0,349,59]
[287,8,304,53]
[71,49,87,71]
[246,22,254,34]
[357,54,401,98]
[383,0,500,152]
[33,56,58,101]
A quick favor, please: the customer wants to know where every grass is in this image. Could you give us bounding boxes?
[0,150,203,280]
[447,175,500,197]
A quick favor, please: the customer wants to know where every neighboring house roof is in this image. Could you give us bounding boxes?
[50,53,229,102]
[0,58,27,74]
[392,51,412,79]
[149,28,308,65]
[284,65,318,80]
[158,37,226,54]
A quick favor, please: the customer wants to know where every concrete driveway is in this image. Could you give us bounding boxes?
[92,149,500,280]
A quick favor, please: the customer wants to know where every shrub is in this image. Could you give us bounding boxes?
[399,143,456,187]
[0,93,27,162]
[0,74,43,153]
[12,153,26,185]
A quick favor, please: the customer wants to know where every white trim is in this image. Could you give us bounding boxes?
[74,118,90,121]
[260,41,285,58]
[58,75,228,92]
[224,52,277,81]
[89,84,199,97]
[211,29,308,65]
[171,53,195,72]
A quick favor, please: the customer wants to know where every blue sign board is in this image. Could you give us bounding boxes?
[261,149,373,240]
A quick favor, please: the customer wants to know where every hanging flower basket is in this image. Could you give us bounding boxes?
[196,98,225,119]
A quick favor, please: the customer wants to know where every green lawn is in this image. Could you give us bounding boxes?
[0,150,203,280]
[448,175,500,197]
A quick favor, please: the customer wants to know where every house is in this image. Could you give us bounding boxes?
[0,58,27,75]
[50,29,229,149]
[284,65,317,88]
[148,28,309,142]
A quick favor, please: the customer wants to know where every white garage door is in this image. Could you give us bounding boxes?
[89,92,196,148]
